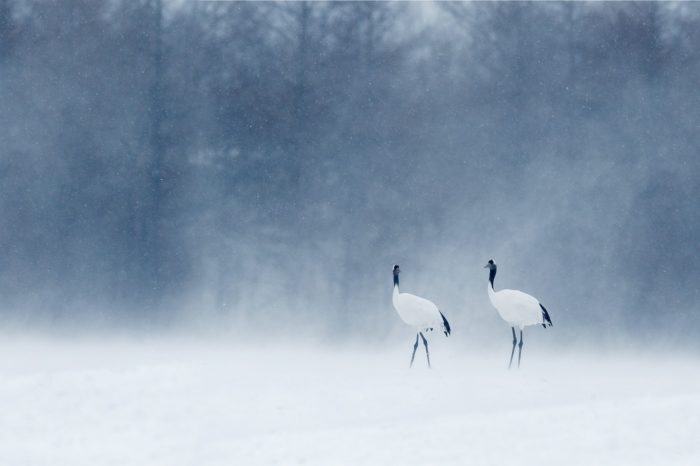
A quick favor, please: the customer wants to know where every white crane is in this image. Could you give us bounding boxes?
[484,260,552,368]
[392,265,451,368]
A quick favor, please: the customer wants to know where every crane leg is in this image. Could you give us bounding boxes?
[508,327,517,369]
[517,330,524,368]
[420,332,431,368]
[410,333,420,367]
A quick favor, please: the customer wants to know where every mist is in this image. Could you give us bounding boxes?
[1,3,699,463]
[1,0,698,344]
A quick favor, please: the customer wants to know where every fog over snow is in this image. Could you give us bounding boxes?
[1,1,699,465]
[1,338,698,466]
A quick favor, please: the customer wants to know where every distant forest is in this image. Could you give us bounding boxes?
[1,1,698,337]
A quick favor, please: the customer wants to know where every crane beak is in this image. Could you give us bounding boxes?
[483,264,489,268]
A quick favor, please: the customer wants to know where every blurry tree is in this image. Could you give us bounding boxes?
[0,0,698,335]
[0,0,17,61]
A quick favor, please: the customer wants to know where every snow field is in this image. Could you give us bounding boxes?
[0,338,698,466]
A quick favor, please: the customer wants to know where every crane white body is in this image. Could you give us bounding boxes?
[487,285,544,330]
[393,286,444,331]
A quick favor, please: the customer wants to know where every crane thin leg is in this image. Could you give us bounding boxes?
[420,332,431,368]
[508,327,517,369]
[409,333,420,367]
[517,330,524,368]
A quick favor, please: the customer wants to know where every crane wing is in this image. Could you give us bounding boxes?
[394,292,441,329]
[493,289,543,327]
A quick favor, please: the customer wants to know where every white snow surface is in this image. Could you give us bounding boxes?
[1,338,699,466]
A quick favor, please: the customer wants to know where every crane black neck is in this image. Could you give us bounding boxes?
[393,274,399,287]
[489,267,497,288]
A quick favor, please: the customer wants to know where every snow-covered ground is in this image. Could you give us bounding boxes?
[0,337,698,466]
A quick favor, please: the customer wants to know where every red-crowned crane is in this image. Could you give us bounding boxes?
[485,260,553,368]
[392,265,451,368]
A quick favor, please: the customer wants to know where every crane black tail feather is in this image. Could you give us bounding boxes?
[440,311,451,337]
[540,303,553,328]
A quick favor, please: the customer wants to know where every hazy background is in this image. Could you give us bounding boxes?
[0,0,698,345]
